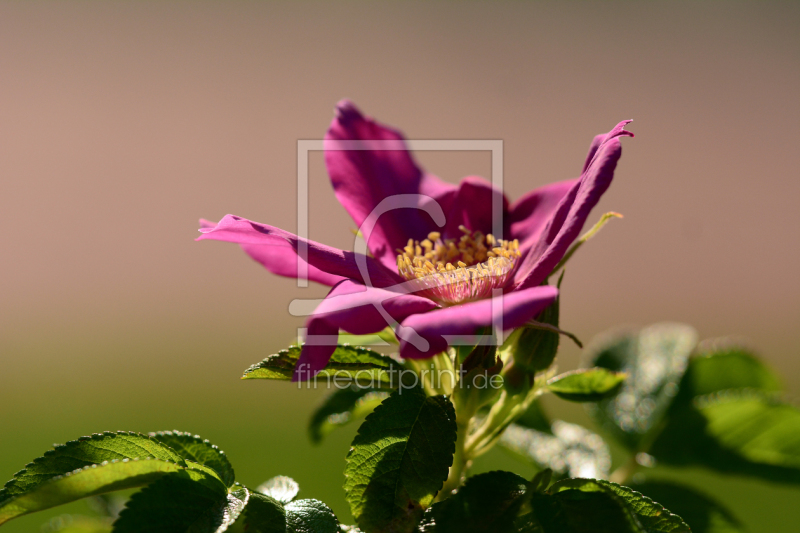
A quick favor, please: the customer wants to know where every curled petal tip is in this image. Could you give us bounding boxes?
[334,99,362,121]
[618,119,635,137]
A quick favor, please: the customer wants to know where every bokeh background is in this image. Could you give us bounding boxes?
[1,1,798,531]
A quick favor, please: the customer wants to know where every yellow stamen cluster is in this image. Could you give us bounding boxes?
[396,225,521,305]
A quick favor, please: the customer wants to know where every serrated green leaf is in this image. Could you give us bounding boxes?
[242,345,400,388]
[242,492,287,533]
[590,479,691,532]
[0,431,223,525]
[418,471,529,533]
[585,323,698,451]
[648,341,799,484]
[286,499,339,533]
[651,390,800,484]
[257,476,299,504]
[675,341,781,401]
[0,459,207,525]
[149,431,236,488]
[344,387,456,533]
[309,386,390,444]
[499,421,611,479]
[630,482,745,533]
[532,481,644,533]
[112,473,247,533]
[532,491,640,532]
[547,368,626,402]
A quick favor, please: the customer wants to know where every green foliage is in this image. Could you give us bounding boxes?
[513,297,560,372]
[672,341,781,400]
[514,399,552,433]
[0,431,349,532]
[149,430,236,488]
[546,368,626,402]
[6,324,800,533]
[648,340,800,484]
[588,480,691,532]
[285,499,340,533]
[0,431,227,525]
[242,344,400,387]
[499,421,611,479]
[541,478,689,532]
[0,458,199,526]
[585,323,698,451]
[343,387,457,533]
[630,482,745,533]
[308,386,390,444]
[257,475,300,504]
[418,471,529,533]
[651,390,800,484]
[531,480,643,532]
[113,473,247,533]
[241,493,286,533]
[41,516,113,533]
[534,477,690,533]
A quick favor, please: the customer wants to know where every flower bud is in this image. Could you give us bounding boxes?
[512,297,560,372]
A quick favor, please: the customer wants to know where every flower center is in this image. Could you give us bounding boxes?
[396,226,521,305]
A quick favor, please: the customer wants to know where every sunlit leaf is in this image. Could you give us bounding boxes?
[112,474,247,532]
[1,460,215,526]
[0,431,227,525]
[499,421,611,479]
[149,431,236,488]
[666,340,781,411]
[242,345,399,388]
[344,388,456,533]
[532,478,644,532]
[309,386,390,444]
[585,323,698,450]
[285,499,340,533]
[241,492,286,533]
[256,476,299,504]
[539,478,689,532]
[589,479,691,532]
[631,482,745,533]
[651,390,800,484]
[547,368,626,402]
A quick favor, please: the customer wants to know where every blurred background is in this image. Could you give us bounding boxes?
[1,1,798,531]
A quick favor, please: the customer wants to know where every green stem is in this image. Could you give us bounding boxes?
[609,454,639,485]
[437,414,471,502]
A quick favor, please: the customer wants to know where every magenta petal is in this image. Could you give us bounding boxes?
[441,175,509,239]
[513,121,633,289]
[197,215,402,288]
[324,100,457,269]
[238,243,345,286]
[294,280,438,380]
[508,178,578,254]
[202,217,344,286]
[397,285,558,359]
